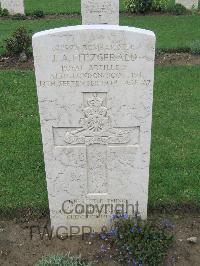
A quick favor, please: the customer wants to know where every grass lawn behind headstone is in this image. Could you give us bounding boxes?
[0,65,200,214]
[0,16,200,55]
[150,65,200,208]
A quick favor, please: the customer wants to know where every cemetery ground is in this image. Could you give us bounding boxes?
[0,4,200,266]
[0,66,200,265]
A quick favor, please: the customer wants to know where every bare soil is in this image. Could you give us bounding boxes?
[0,213,200,266]
[0,11,199,21]
[0,53,200,71]
[155,52,200,66]
[0,56,34,71]
[0,14,81,21]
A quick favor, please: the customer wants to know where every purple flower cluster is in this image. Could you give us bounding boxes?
[130,224,142,233]
[99,228,118,240]
[107,228,118,237]
[161,219,174,229]
[133,258,143,266]
[100,244,107,253]
[99,232,107,240]
[110,213,129,221]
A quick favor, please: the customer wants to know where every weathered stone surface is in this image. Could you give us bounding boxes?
[1,0,24,15]
[187,237,198,243]
[81,0,119,25]
[19,51,27,62]
[33,25,155,235]
[176,0,198,9]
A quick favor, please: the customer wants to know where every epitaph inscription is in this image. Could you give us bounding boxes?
[33,25,155,234]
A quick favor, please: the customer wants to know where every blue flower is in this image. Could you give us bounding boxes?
[122,213,129,219]
[100,244,107,252]
[132,258,138,265]
[130,227,135,233]
[89,232,96,238]
[110,214,118,222]
[107,228,117,236]
[161,219,174,229]
[132,258,143,266]
[99,232,107,240]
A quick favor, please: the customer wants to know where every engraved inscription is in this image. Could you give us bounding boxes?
[38,41,154,89]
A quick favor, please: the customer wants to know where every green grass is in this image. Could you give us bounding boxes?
[121,15,200,51]
[36,254,91,266]
[0,66,200,213]
[150,65,200,208]
[0,16,200,55]
[24,0,126,14]
[25,0,81,14]
[0,71,48,212]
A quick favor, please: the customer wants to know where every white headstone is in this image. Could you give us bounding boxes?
[81,0,119,25]
[1,0,24,15]
[176,0,198,9]
[33,25,155,236]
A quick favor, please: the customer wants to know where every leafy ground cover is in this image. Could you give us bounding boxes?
[0,65,199,214]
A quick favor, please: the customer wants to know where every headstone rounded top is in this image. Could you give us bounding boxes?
[33,25,155,40]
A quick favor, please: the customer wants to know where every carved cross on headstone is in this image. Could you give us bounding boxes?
[53,92,140,195]
[81,0,119,25]
[33,7,155,233]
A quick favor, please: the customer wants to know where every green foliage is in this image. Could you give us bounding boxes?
[113,217,173,265]
[5,27,31,56]
[169,3,188,15]
[36,254,91,266]
[11,13,26,20]
[125,0,152,13]
[190,5,199,15]
[0,8,9,16]
[151,0,170,11]
[32,10,45,18]
[0,16,200,55]
[189,40,200,54]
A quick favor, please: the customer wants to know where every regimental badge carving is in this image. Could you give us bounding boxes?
[80,94,109,133]
[65,93,132,145]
